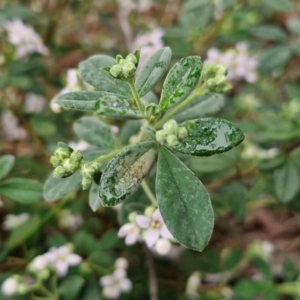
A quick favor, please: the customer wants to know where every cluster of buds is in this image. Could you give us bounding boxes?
[50,147,83,178]
[1,275,35,297]
[201,64,232,93]
[80,162,100,190]
[156,119,188,147]
[110,50,140,80]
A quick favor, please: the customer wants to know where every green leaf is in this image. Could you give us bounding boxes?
[234,280,263,300]
[79,54,131,96]
[99,142,157,206]
[43,171,82,202]
[173,94,225,122]
[275,161,299,203]
[249,25,288,41]
[89,182,102,212]
[97,230,119,250]
[170,118,244,156]
[156,146,214,251]
[59,275,85,299]
[73,117,114,149]
[259,46,292,72]
[135,47,172,97]
[55,91,144,119]
[0,155,15,181]
[0,178,42,204]
[159,56,202,112]
[287,18,300,36]
[262,0,293,12]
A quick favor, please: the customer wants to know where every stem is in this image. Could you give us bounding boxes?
[129,81,145,114]
[35,284,54,298]
[154,86,206,129]
[93,146,128,163]
[141,180,157,206]
[144,245,159,300]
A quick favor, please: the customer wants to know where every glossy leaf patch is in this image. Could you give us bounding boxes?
[56,91,144,119]
[156,146,214,251]
[159,56,202,112]
[79,55,131,96]
[99,142,157,206]
[73,117,114,149]
[135,47,172,97]
[171,118,244,156]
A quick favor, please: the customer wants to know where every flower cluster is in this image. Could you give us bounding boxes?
[118,207,175,255]
[110,52,140,80]
[204,42,258,83]
[100,257,132,299]
[3,19,49,58]
[156,119,188,147]
[1,275,36,297]
[2,213,30,230]
[24,93,46,113]
[57,209,83,231]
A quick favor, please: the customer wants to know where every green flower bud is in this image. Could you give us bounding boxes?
[215,64,228,76]
[178,126,188,140]
[126,53,138,65]
[166,134,179,147]
[215,75,227,86]
[128,212,137,222]
[53,166,66,178]
[145,103,160,117]
[221,83,232,93]
[70,150,83,162]
[110,64,123,78]
[144,206,156,218]
[38,269,50,280]
[17,283,28,295]
[163,119,178,135]
[91,162,100,172]
[62,158,79,174]
[80,163,95,179]
[206,78,217,91]
[201,64,218,80]
[156,130,167,144]
[118,58,127,66]
[82,177,92,190]
[116,54,123,64]
[122,62,136,78]
[54,147,71,160]
[50,155,61,167]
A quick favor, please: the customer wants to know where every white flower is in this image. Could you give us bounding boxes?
[185,271,201,298]
[154,238,172,255]
[2,110,27,141]
[58,210,83,231]
[68,140,89,151]
[118,222,141,245]
[59,69,80,95]
[135,208,173,248]
[1,277,19,296]
[3,19,48,58]
[50,98,62,113]
[3,213,30,230]
[100,268,132,299]
[44,245,82,277]
[24,93,46,113]
[115,257,128,270]
[30,255,48,272]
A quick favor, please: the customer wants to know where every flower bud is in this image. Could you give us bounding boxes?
[17,283,28,295]
[110,65,123,78]
[144,206,156,217]
[62,158,79,174]
[201,64,218,80]
[155,130,167,144]
[38,269,50,280]
[54,147,71,160]
[128,212,137,223]
[166,134,179,147]
[50,155,61,167]
[91,162,100,172]
[80,163,95,179]
[1,277,19,296]
[115,257,128,269]
[145,103,160,117]
[122,62,136,78]
[206,78,217,91]
[163,119,178,135]
[82,177,92,190]
[178,126,188,140]
[126,53,138,65]
[215,64,228,76]
[215,75,227,86]
[116,54,123,64]
[70,150,83,162]
[53,166,66,178]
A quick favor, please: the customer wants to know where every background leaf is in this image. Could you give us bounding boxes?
[156,146,214,251]
[0,155,15,181]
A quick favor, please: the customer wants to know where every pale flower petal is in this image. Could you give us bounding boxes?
[135,215,151,228]
[145,228,160,248]
[55,261,69,277]
[67,254,82,266]
[160,224,173,239]
[115,257,128,269]
[100,275,113,287]
[152,208,163,222]
[114,268,126,279]
[120,278,132,292]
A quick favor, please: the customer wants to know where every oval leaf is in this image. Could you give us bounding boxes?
[275,161,299,203]
[89,182,102,212]
[135,47,172,97]
[171,118,244,156]
[73,117,114,149]
[79,54,131,96]
[0,155,15,181]
[159,56,202,112]
[43,171,82,202]
[0,178,42,204]
[156,146,214,251]
[99,142,157,206]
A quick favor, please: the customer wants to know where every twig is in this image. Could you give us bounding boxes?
[144,245,158,300]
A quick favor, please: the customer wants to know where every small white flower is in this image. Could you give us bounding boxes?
[100,268,132,299]
[3,213,30,230]
[118,223,141,245]
[30,255,48,272]
[44,245,82,277]
[115,257,128,270]
[59,69,80,95]
[2,110,27,141]
[24,93,46,113]
[58,210,83,231]
[185,271,201,298]
[68,140,89,151]
[1,277,19,296]
[3,19,48,58]
[135,208,173,248]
